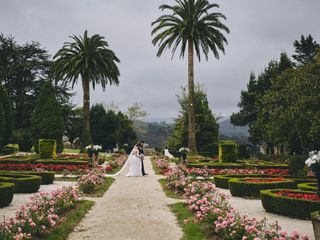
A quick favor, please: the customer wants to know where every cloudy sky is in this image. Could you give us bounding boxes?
[1,0,319,122]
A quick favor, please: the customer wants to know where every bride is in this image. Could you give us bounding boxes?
[126,147,143,177]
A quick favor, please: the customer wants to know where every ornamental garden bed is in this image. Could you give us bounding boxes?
[0,182,15,207]
[261,189,320,219]
[0,170,55,184]
[0,174,42,193]
[214,174,278,189]
[187,162,243,169]
[0,163,88,173]
[298,182,318,192]
[229,177,296,198]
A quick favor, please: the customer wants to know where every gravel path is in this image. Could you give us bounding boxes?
[68,156,183,240]
[218,188,315,239]
[0,181,74,219]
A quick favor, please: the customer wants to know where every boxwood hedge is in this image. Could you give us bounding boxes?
[214,174,277,189]
[187,162,243,169]
[229,178,296,198]
[34,160,87,165]
[0,171,54,184]
[298,182,318,192]
[261,189,320,219]
[0,174,42,193]
[0,182,14,207]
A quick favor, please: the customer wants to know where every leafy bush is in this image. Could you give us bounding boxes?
[229,177,296,198]
[0,84,13,146]
[261,189,320,219]
[0,171,54,185]
[0,182,14,207]
[39,139,56,159]
[0,146,15,155]
[289,155,307,177]
[13,128,33,152]
[256,153,289,162]
[298,182,318,192]
[0,174,42,193]
[238,144,251,159]
[218,140,237,162]
[0,103,5,146]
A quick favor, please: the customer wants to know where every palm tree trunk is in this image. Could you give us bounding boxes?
[188,38,197,154]
[81,77,92,148]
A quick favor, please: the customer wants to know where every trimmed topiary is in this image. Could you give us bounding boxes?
[261,189,320,219]
[39,139,57,159]
[218,140,237,162]
[0,171,54,185]
[229,177,296,198]
[214,174,277,189]
[0,182,14,207]
[298,182,318,192]
[0,174,42,193]
[288,155,307,177]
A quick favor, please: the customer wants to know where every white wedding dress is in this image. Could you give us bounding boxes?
[126,150,143,177]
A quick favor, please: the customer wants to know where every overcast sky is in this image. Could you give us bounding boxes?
[1,0,319,122]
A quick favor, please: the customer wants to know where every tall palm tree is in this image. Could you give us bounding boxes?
[54,30,120,147]
[151,0,229,154]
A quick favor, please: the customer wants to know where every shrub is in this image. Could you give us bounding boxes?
[261,189,320,219]
[0,103,5,146]
[298,182,318,192]
[34,159,87,165]
[0,174,42,193]
[0,146,15,155]
[0,182,14,207]
[13,128,33,152]
[187,162,243,169]
[238,144,251,159]
[218,140,237,162]
[31,82,64,153]
[39,139,56,159]
[214,174,277,189]
[229,177,296,198]
[288,155,307,177]
[0,171,54,185]
[0,84,13,146]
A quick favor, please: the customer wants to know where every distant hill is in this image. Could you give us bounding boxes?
[218,117,249,144]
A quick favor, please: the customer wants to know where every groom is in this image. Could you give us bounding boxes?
[137,141,147,176]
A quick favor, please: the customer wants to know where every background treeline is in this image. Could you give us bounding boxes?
[231,34,320,155]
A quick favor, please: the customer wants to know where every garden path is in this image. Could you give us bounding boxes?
[68,156,183,240]
[218,188,315,239]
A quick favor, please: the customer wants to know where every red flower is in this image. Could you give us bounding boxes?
[244,178,285,183]
[276,190,320,201]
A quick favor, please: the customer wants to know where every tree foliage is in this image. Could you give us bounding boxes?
[292,34,319,66]
[0,84,13,145]
[31,82,65,153]
[168,85,219,153]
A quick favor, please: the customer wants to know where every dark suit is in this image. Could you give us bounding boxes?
[139,147,146,175]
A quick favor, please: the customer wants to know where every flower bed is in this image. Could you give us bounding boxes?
[0,186,79,239]
[165,168,190,194]
[77,169,105,194]
[229,177,296,198]
[261,189,320,219]
[155,158,170,174]
[0,163,88,174]
[182,180,309,239]
[298,182,318,192]
[0,182,14,207]
[187,166,288,179]
[214,174,278,189]
[34,159,87,165]
[0,174,42,193]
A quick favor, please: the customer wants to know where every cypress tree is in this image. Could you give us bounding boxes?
[0,84,13,145]
[31,82,64,153]
[0,103,5,146]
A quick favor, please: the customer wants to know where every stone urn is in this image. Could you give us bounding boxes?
[311,211,320,240]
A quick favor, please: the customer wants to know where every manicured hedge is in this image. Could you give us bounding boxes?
[287,177,316,184]
[187,162,243,169]
[0,158,32,164]
[0,174,42,193]
[245,163,288,169]
[0,182,14,207]
[34,160,87,165]
[261,189,320,219]
[0,171,54,184]
[214,174,277,189]
[219,140,237,162]
[298,182,318,192]
[229,178,296,198]
[39,139,57,159]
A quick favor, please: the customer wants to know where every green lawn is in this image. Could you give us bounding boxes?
[86,177,115,197]
[63,148,81,154]
[158,179,183,199]
[43,200,94,240]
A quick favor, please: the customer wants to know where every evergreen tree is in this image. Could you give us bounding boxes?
[0,103,5,146]
[292,34,319,66]
[31,82,64,153]
[0,84,13,145]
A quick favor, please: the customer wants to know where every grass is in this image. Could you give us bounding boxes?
[158,179,183,199]
[42,200,94,240]
[63,148,81,154]
[151,157,162,175]
[54,177,78,182]
[86,177,115,197]
[169,202,208,240]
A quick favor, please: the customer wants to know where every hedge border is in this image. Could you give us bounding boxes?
[0,174,42,193]
[0,171,55,185]
[298,182,318,192]
[229,177,296,198]
[214,174,277,189]
[34,160,87,165]
[261,189,320,219]
[0,182,15,207]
